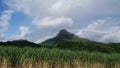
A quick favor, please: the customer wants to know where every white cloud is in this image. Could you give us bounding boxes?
[4,26,32,41]
[4,0,120,20]
[19,26,31,38]
[4,0,120,27]
[32,16,73,28]
[4,0,81,17]
[77,17,120,43]
[0,10,14,40]
[35,33,56,43]
[50,0,81,15]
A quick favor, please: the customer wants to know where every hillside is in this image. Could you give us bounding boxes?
[40,29,116,53]
[0,40,40,47]
[41,29,91,45]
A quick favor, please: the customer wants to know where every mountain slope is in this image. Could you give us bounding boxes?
[40,29,115,53]
[0,40,40,47]
[41,29,91,45]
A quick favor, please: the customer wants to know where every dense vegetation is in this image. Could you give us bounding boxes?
[0,46,120,68]
[0,40,40,47]
[1,39,120,53]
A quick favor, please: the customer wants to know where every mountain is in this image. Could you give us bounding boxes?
[0,40,40,47]
[41,29,90,45]
[40,29,115,53]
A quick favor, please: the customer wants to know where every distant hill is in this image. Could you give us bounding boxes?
[40,29,115,53]
[41,29,91,45]
[0,40,40,47]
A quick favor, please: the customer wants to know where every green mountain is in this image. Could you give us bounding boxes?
[41,29,115,53]
[41,29,90,45]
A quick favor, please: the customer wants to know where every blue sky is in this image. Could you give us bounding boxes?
[0,0,31,35]
[0,0,120,43]
[8,12,32,35]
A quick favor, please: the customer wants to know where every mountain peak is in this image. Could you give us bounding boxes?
[59,29,68,34]
[41,29,90,45]
[56,29,74,39]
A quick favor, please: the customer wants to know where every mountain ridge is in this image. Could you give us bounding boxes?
[40,29,116,53]
[41,29,95,45]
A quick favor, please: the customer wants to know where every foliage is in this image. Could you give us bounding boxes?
[55,40,116,53]
[0,39,40,47]
[0,46,120,67]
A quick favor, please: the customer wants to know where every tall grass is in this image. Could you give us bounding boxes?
[0,46,120,68]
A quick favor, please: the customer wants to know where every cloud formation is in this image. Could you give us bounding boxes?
[32,16,73,28]
[19,26,31,38]
[78,17,120,43]
[2,0,120,43]
[0,10,14,40]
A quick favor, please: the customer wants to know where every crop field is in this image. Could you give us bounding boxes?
[0,46,120,68]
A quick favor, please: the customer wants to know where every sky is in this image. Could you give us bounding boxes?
[0,0,120,43]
